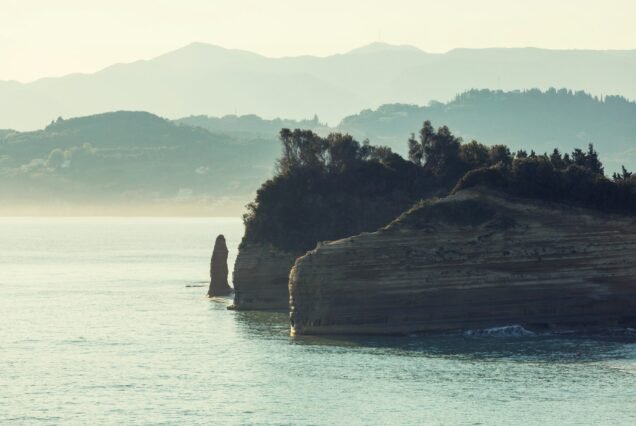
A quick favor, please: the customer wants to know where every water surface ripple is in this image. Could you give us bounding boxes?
[1,218,635,425]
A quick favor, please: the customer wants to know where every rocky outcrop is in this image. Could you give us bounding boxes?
[229,243,300,310]
[290,189,636,335]
[208,235,232,297]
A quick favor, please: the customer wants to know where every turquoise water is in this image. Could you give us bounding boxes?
[1,217,636,425]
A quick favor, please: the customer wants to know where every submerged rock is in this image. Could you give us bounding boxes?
[229,243,299,310]
[290,189,636,335]
[208,235,232,297]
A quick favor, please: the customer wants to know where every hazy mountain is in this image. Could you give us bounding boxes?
[0,111,279,215]
[338,88,636,173]
[3,42,636,131]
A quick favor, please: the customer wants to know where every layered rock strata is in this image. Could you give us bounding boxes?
[229,244,299,310]
[208,234,232,297]
[290,189,636,335]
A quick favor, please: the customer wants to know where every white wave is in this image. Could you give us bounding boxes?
[464,325,536,337]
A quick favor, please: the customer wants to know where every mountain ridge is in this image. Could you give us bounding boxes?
[7,42,636,86]
[3,42,636,131]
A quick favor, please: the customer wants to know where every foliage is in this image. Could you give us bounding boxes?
[242,129,435,252]
[245,120,636,253]
[454,142,636,213]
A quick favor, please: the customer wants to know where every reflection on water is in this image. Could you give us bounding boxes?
[227,295,636,364]
[235,309,636,363]
[231,308,290,340]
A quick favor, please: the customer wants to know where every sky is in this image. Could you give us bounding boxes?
[1,0,636,82]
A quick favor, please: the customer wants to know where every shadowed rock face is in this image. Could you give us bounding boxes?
[229,244,299,310]
[290,189,636,335]
[208,235,232,297]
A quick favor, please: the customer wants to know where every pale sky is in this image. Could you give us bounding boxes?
[2,0,635,82]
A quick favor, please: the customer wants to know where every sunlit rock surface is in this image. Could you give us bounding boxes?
[208,235,232,297]
[229,243,299,310]
[290,189,636,335]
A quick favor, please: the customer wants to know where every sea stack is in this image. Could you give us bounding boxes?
[289,189,636,335]
[208,234,232,297]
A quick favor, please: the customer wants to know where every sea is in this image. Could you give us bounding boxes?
[1,217,636,425]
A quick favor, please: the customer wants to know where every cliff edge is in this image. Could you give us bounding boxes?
[290,189,636,335]
[230,244,299,310]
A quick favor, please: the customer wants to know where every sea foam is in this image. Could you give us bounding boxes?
[464,325,536,337]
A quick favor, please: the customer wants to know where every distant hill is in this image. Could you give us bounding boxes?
[3,42,636,130]
[5,88,636,214]
[338,88,636,172]
[0,129,15,138]
[175,114,325,138]
[0,111,279,215]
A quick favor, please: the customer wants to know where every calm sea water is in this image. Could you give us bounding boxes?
[1,217,636,425]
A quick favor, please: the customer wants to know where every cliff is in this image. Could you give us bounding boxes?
[208,234,232,297]
[229,244,300,310]
[289,189,636,335]
[229,137,435,311]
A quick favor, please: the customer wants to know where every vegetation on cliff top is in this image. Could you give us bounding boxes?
[451,143,636,214]
[243,120,636,252]
[241,129,434,252]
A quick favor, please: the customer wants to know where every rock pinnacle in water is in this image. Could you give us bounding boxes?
[208,234,232,297]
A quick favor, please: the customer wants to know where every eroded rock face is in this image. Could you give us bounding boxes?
[290,189,636,335]
[208,235,232,297]
[229,243,299,310]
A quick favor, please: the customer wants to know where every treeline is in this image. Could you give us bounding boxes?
[275,128,396,174]
[243,121,636,252]
[407,120,636,213]
[454,148,636,213]
[242,130,434,252]
[453,88,633,108]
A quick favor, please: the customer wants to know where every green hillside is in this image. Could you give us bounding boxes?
[0,111,279,214]
[339,89,636,172]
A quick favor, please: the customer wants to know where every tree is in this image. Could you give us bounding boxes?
[419,120,435,154]
[570,144,603,175]
[276,128,327,174]
[422,124,461,176]
[613,165,633,182]
[408,133,423,165]
[571,148,586,166]
[549,148,566,170]
[459,140,489,168]
[326,133,360,172]
[489,145,512,166]
[585,144,604,175]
